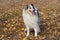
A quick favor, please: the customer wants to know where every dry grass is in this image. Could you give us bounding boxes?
[0,0,60,40]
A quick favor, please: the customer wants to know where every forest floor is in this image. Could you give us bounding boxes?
[0,0,60,40]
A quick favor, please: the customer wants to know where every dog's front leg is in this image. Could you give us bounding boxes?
[26,26,30,37]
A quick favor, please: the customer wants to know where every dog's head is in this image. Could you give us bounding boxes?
[23,4,36,15]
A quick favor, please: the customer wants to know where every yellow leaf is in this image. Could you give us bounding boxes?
[21,28,25,30]
[23,37,27,40]
[58,32,60,35]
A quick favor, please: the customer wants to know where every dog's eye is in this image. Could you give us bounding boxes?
[29,10,31,12]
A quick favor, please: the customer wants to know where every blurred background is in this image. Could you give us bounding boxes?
[0,0,60,40]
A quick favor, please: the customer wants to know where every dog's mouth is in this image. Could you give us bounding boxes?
[29,10,34,14]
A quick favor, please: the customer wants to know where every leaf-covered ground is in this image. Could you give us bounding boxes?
[0,0,60,40]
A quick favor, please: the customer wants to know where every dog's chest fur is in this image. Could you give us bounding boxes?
[23,13,39,28]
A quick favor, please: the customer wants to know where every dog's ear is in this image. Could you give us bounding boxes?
[31,4,34,6]
[24,5,29,10]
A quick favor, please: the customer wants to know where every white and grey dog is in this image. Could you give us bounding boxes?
[22,4,40,37]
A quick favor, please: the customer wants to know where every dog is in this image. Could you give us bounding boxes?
[22,4,40,37]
